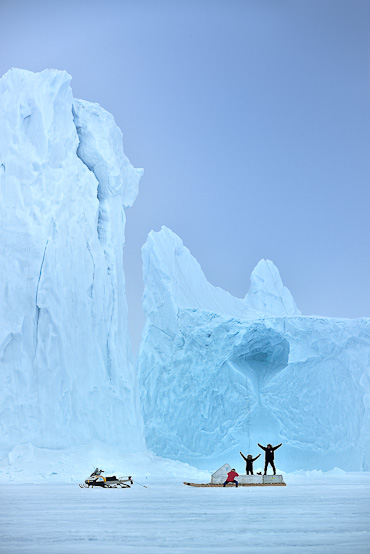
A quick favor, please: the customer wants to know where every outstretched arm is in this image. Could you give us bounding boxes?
[240,451,247,462]
[273,443,282,451]
[258,443,267,451]
[252,454,261,462]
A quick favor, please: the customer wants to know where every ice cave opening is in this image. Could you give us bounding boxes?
[225,327,290,389]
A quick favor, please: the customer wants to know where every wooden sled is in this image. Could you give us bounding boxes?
[183,481,286,487]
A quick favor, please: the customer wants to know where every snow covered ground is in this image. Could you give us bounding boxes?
[1,473,370,553]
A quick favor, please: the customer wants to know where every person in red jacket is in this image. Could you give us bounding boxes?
[223,469,239,487]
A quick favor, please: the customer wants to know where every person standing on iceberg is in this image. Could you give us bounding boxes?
[258,443,282,475]
[239,452,261,475]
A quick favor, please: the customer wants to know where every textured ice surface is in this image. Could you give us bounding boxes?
[138,227,370,471]
[0,69,144,459]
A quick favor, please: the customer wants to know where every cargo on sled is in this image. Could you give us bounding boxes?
[184,463,286,487]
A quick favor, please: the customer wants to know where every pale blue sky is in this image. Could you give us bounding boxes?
[1,0,369,352]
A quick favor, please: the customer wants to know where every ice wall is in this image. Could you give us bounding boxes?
[138,227,370,471]
[0,68,144,458]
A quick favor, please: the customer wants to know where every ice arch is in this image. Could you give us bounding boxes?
[138,227,370,471]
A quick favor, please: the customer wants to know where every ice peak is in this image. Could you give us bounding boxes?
[142,227,300,322]
[245,259,301,316]
[141,227,254,336]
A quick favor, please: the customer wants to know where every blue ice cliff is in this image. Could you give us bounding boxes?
[138,227,370,471]
[0,69,145,459]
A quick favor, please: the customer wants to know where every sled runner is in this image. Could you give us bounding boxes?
[183,481,286,487]
[79,468,133,488]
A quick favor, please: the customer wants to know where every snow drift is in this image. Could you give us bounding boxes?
[138,227,370,471]
[0,68,145,461]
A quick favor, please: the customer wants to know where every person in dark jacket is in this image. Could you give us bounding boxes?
[239,451,261,475]
[258,443,282,475]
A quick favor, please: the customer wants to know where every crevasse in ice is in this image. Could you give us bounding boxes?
[0,69,144,458]
[138,226,370,471]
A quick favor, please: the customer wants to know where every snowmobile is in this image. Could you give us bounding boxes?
[79,468,133,488]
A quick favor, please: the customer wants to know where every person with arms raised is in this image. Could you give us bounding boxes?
[258,443,282,475]
[239,451,261,475]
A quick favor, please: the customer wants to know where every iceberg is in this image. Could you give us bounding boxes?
[0,68,144,458]
[138,227,370,471]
